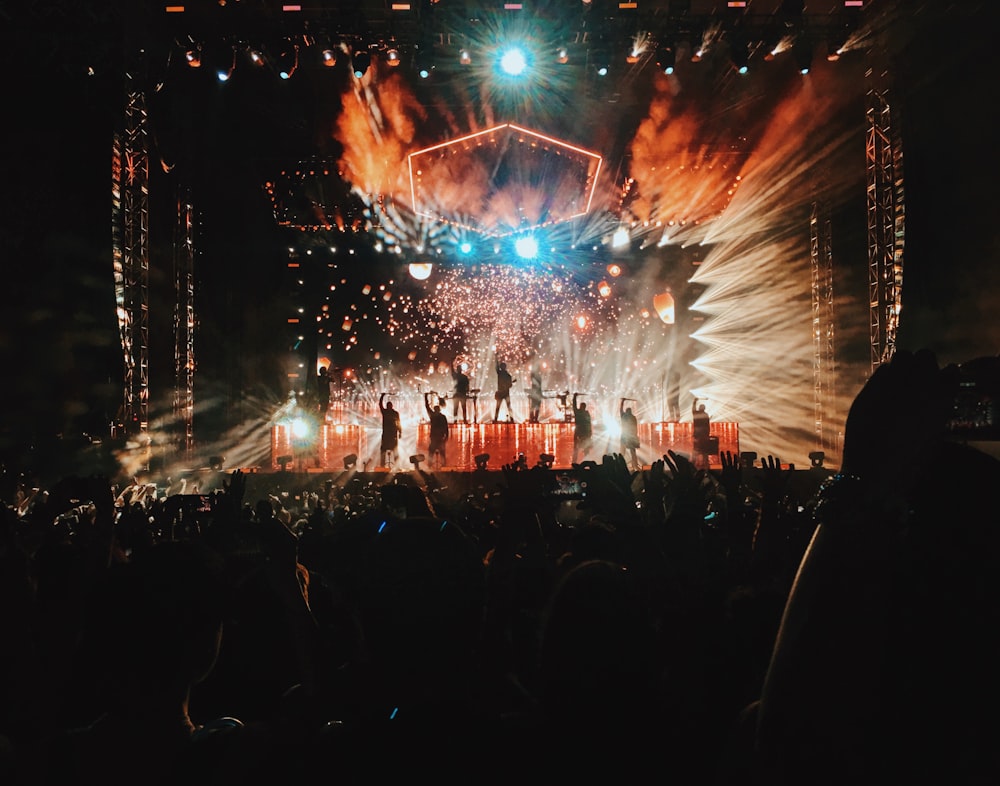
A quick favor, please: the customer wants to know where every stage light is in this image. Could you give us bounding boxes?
[729,36,749,74]
[415,45,434,78]
[656,45,675,74]
[385,47,401,66]
[499,46,528,76]
[808,450,825,468]
[249,47,266,67]
[474,453,490,470]
[514,235,538,260]
[598,280,612,298]
[556,46,569,64]
[793,37,812,74]
[343,453,358,470]
[184,42,203,68]
[352,50,371,78]
[539,453,555,468]
[459,241,473,255]
[459,48,471,65]
[409,453,426,470]
[216,48,236,82]
[277,44,299,79]
[607,263,622,277]
[277,454,293,471]
[321,48,337,67]
[210,455,225,470]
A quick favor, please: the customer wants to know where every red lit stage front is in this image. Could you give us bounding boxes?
[271,421,739,473]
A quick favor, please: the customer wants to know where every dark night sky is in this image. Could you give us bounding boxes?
[2,0,999,458]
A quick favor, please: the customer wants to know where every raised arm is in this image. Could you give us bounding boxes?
[379,391,387,411]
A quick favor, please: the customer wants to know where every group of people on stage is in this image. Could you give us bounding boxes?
[321,358,714,471]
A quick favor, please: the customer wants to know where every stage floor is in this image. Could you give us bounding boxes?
[271,420,740,472]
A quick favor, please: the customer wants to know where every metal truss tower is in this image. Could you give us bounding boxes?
[112,73,150,440]
[811,200,836,454]
[173,185,196,460]
[866,67,905,373]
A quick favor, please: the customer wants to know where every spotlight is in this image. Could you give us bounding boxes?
[248,47,266,67]
[210,455,225,470]
[459,48,471,65]
[498,46,528,76]
[729,36,749,74]
[539,453,555,469]
[321,48,337,67]
[474,453,490,470]
[277,44,299,79]
[277,454,293,471]
[385,47,400,67]
[656,45,675,74]
[343,453,358,470]
[415,45,434,78]
[808,450,825,468]
[793,37,812,74]
[410,454,426,470]
[185,44,202,68]
[216,48,236,82]
[556,46,569,64]
[352,50,371,78]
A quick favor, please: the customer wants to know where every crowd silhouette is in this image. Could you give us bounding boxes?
[1,349,998,784]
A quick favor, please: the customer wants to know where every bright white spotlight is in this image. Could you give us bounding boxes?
[409,262,433,280]
[291,417,311,439]
[499,47,528,76]
[612,226,631,248]
[459,241,473,255]
[514,235,538,259]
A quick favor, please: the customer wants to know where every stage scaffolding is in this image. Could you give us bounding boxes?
[173,185,196,460]
[810,200,836,455]
[112,74,150,443]
[866,67,906,373]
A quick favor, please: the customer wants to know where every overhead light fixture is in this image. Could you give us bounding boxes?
[415,43,434,78]
[321,48,337,67]
[185,43,202,67]
[729,36,749,74]
[277,43,299,79]
[352,50,371,78]
[656,45,675,74]
[459,48,471,65]
[793,36,812,74]
[385,47,401,66]
[216,47,236,82]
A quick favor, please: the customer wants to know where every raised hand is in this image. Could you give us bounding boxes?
[719,450,743,502]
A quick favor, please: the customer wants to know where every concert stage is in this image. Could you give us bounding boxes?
[270,420,740,473]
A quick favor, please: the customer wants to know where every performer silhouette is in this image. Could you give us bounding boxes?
[379,392,401,469]
[572,392,592,464]
[424,392,449,469]
[451,362,470,423]
[494,357,516,422]
[619,398,640,470]
[692,396,712,469]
